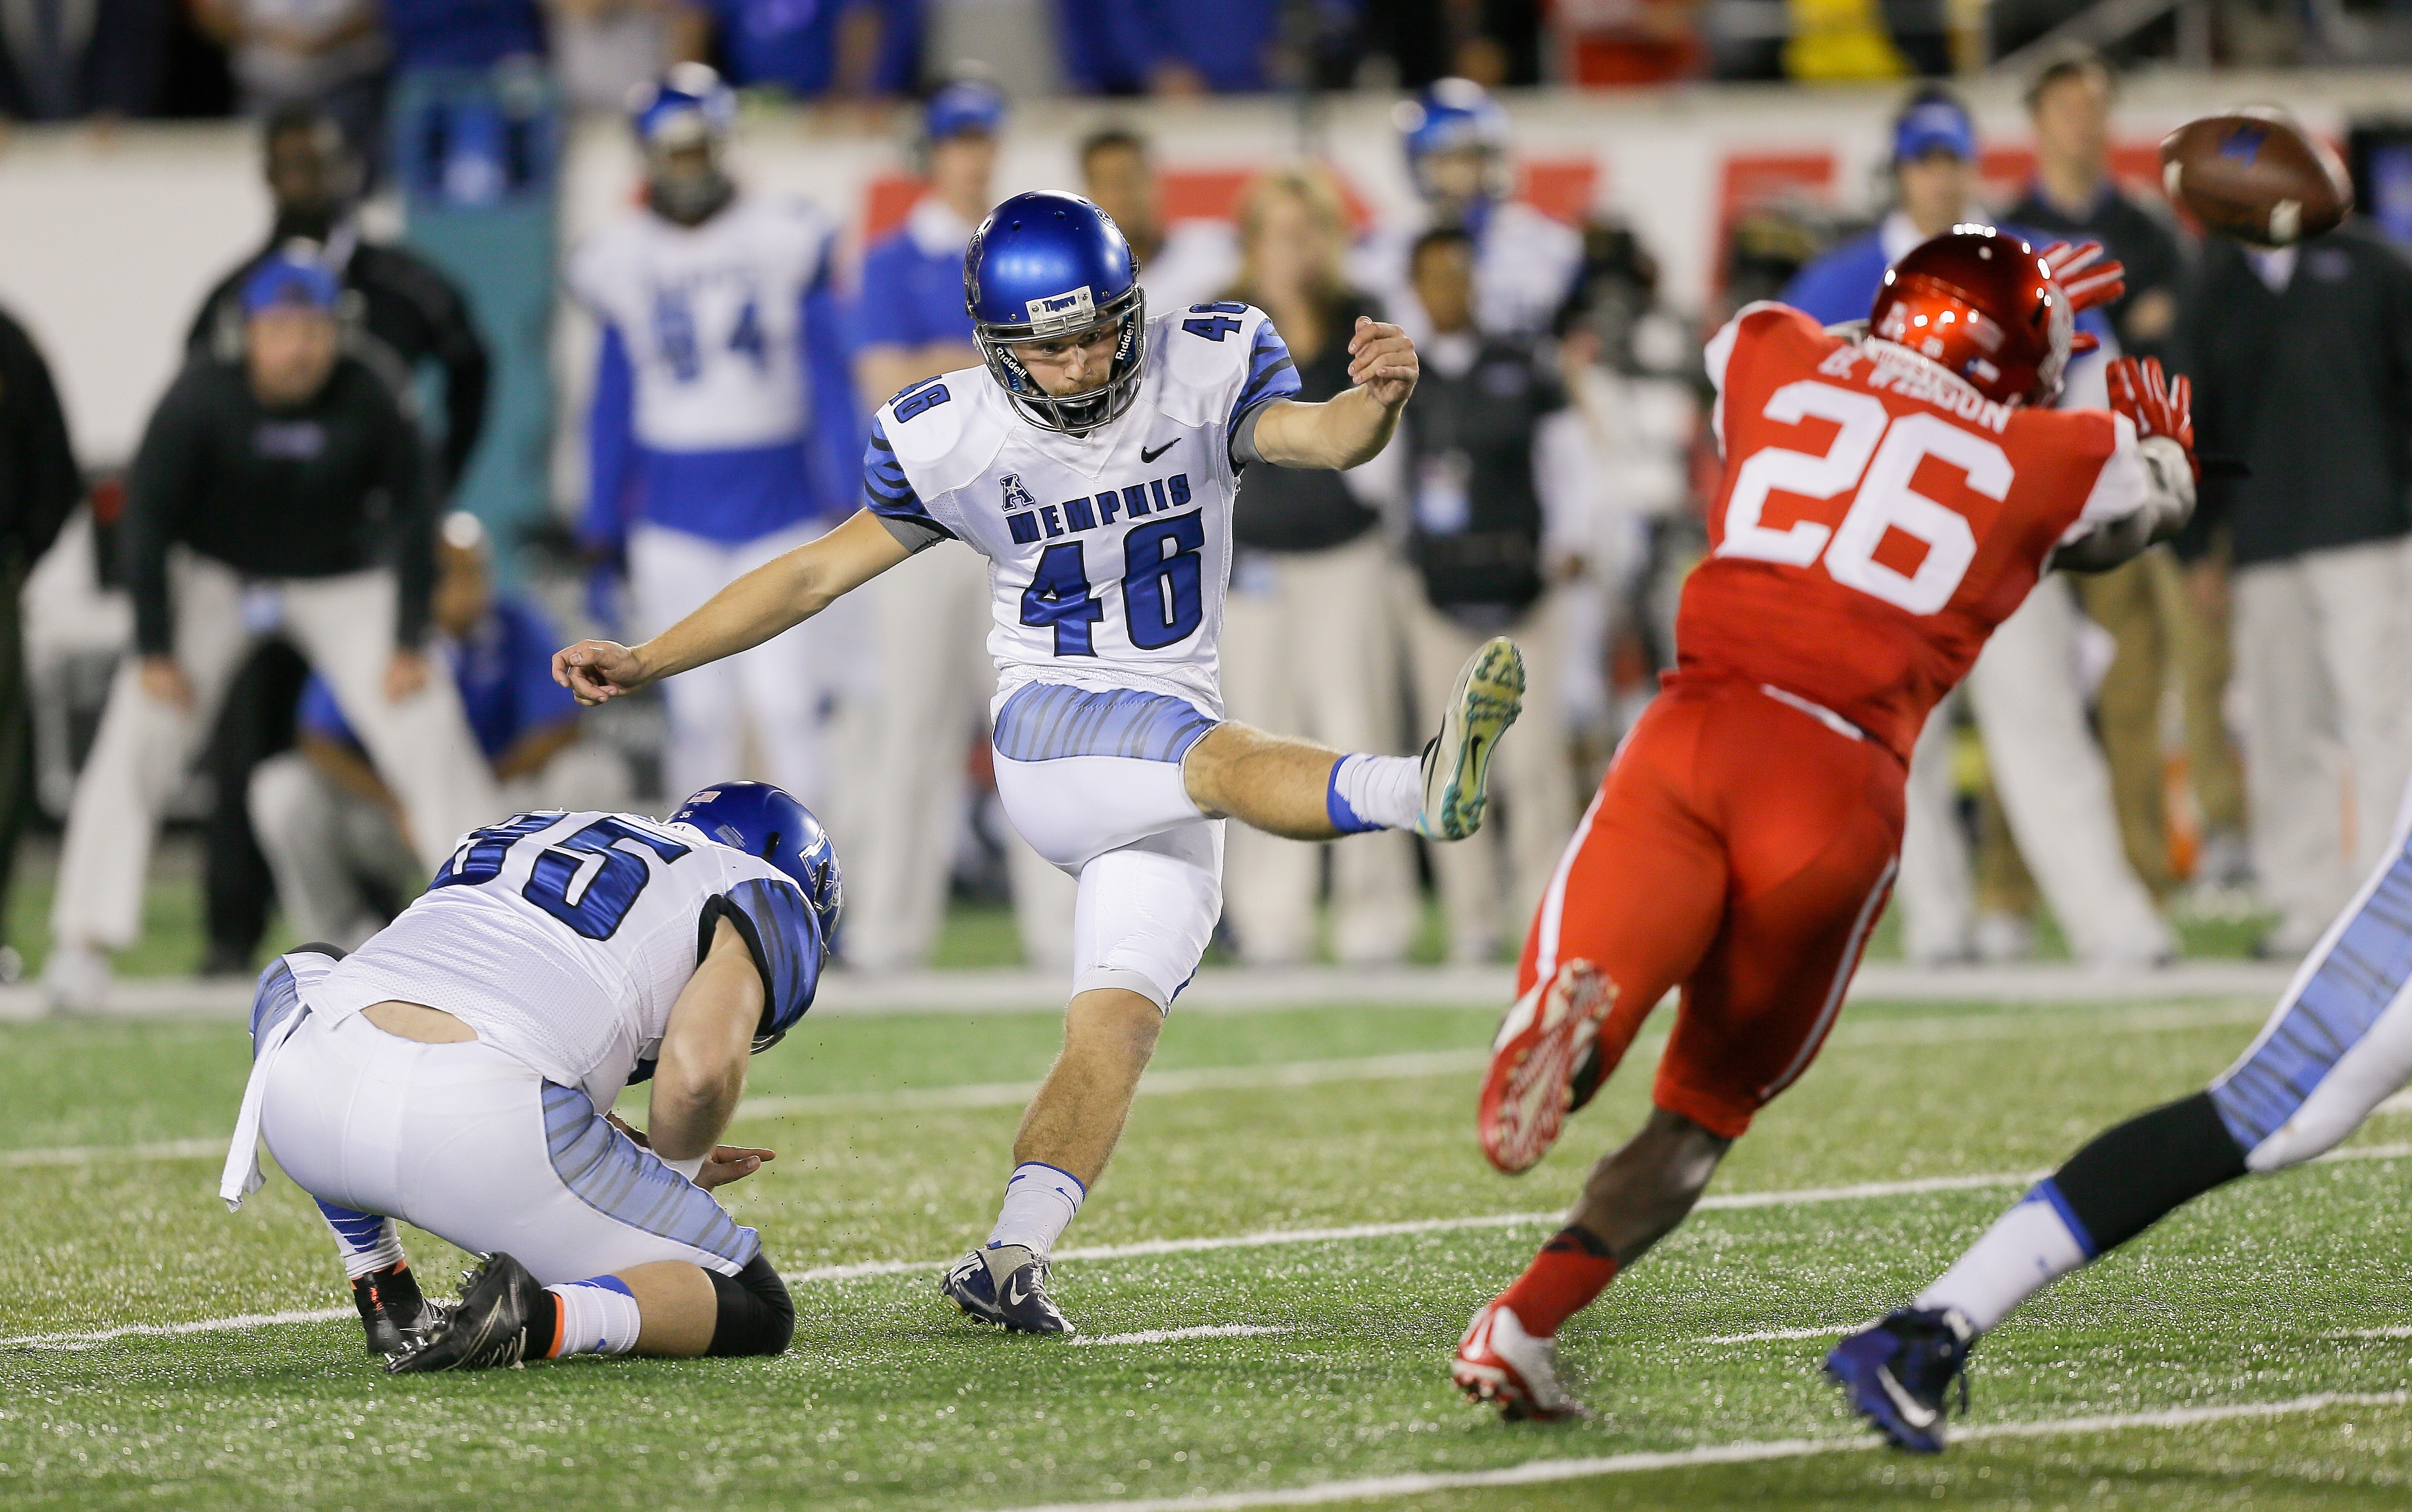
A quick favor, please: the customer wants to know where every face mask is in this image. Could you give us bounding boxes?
[649,169,735,227]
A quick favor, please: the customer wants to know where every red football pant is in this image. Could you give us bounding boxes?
[1516,681,1905,1140]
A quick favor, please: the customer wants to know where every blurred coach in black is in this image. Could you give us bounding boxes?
[0,305,80,976]
[2177,212,2412,957]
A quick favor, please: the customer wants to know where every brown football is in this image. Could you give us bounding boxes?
[2160,110,2352,246]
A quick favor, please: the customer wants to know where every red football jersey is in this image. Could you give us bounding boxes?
[1675,303,2160,762]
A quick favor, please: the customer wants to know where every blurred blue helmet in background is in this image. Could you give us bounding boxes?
[1393,77,1512,205]
[925,74,1007,143]
[668,780,843,970]
[628,63,735,152]
[963,190,1146,434]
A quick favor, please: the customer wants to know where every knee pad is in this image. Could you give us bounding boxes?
[705,1251,794,1358]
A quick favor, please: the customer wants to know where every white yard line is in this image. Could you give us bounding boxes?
[1072,1325,1291,1347]
[2341,1325,2412,1339]
[1,1306,351,1351]
[0,1137,225,1168]
[1697,1326,1837,1345]
[976,1390,2412,1512]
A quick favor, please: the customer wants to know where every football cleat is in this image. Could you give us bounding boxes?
[385,1252,545,1373]
[1825,1307,1976,1453]
[1452,1300,1586,1421]
[351,1262,442,1357]
[1478,961,1616,1175]
[941,1246,1077,1336]
[1415,637,1525,842]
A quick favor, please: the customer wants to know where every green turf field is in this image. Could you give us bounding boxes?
[4,990,2407,1511]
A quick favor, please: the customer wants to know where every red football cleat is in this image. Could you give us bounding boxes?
[1451,1300,1587,1421]
[1478,960,1614,1175]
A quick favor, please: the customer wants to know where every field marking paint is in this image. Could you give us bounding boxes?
[0,1137,225,1168]
[976,1390,2412,1512]
[0,1306,351,1351]
[2341,1325,2412,1339]
[1072,1325,1291,1347]
[1697,1326,1837,1344]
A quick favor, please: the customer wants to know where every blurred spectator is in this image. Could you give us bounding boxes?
[0,305,80,976]
[1556,0,1702,84]
[1397,227,1582,961]
[2006,52,2244,900]
[703,0,917,101]
[845,75,1074,970]
[571,65,856,810]
[1782,88,2172,969]
[193,0,390,152]
[2176,213,2412,956]
[42,249,497,1010]
[1218,168,1416,966]
[1077,126,1237,317]
[1055,0,1278,94]
[0,0,173,117]
[1449,0,1543,84]
[547,0,706,114]
[381,0,545,69]
[251,513,623,949]
[1358,77,1581,343]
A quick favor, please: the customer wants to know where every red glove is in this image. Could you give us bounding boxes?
[2040,241,2127,356]
[2106,355,2198,482]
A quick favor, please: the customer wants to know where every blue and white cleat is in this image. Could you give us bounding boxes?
[942,1246,1077,1336]
[1415,636,1525,842]
[1825,1307,1975,1453]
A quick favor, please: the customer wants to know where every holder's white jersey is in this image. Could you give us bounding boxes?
[863,302,1302,718]
[303,810,821,1112]
[570,195,837,452]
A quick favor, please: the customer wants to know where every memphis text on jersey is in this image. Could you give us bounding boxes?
[998,470,1196,546]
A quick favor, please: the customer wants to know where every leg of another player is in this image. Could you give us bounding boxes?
[397,1252,794,1370]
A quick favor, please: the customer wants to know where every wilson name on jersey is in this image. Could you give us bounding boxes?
[863,303,1300,717]
[306,810,821,1113]
[1681,302,2164,761]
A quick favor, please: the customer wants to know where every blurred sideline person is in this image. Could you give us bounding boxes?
[1784,88,2172,969]
[1359,77,1583,344]
[556,191,1526,1334]
[574,65,862,813]
[44,251,498,1011]
[1218,169,1418,966]
[252,513,626,950]
[2006,51,2244,898]
[1078,127,1239,317]
[188,103,494,974]
[848,76,1075,971]
[192,0,391,162]
[2177,202,2412,955]
[0,304,80,975]
[220,783,839,1371]
[1398,228,1583,961]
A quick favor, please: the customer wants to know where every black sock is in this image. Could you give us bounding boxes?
[2051,1091,2251,1256]
[1541,1224,1613,1259]
[353,1260,427,1322]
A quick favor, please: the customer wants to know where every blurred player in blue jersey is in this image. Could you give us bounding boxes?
[571,65,860,812]
[845,75,1078,972]
[558,190,1527,1334]
[1357,77,1583,343]
[1831,773,2412,1449]
[221,782,840,1371]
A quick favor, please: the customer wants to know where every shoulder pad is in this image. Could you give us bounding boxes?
[1152,302,1267,427]
[874,368,1011,498]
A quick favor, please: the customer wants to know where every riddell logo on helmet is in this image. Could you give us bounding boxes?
[1026,286,1096,333]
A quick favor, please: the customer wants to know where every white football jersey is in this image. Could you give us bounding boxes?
[570,195,837,453]
[305,810,820,1113]
[864,303,1301,718]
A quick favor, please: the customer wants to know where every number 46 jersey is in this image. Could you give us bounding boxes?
[862,303,1301,719]
[1677,302,2168,763]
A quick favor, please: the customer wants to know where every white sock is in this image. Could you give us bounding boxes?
[545,1276,643,1358]
[1328,753,1421,833]
[317,1202,405,1279]
[986,1162,1086,1257]
[1913,1181,2096,1334]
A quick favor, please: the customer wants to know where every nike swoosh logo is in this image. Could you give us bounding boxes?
[1005,1276,1032,1307]
[1879,1369,1939,1428]
[1141,440,1177,463]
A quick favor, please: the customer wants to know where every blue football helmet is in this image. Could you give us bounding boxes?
[667,781,843,969]
[964,190,1146,434]
[1393,77,1512,206]
[628,63,734,151]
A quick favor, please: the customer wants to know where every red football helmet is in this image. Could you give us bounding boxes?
[1868,226,2072,406]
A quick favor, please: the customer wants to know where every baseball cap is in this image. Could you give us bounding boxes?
[926,76,1006,142]
[1893,94,1976,163]
[242,244,342,315]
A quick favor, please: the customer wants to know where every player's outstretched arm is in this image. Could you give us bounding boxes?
[648,916,774,1179]
[553,507,910,705]
[1250,316,1418,471]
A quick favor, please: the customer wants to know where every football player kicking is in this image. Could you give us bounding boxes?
[555,191,1524,1336]
[1829,771,2412,1450]
[1451,232,2200,1419]
[219,781,841,1370]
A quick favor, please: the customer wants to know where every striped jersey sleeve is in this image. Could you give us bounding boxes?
[700,876,823,1038]
[861,408,957,541]
[1228,317,1303,429]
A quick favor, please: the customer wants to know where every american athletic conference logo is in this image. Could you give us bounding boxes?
[999,474,1038,513]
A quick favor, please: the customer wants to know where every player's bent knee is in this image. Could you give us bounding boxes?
[705,1252,794,1357]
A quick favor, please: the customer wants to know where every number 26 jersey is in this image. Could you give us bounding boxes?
[1677,302,2166,762]
[861,304,1301,720]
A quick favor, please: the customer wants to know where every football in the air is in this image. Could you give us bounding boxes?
[2160,109,2352,245]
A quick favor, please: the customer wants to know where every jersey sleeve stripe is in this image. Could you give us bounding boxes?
[860,413,948,529]
[1229,320,1305,428]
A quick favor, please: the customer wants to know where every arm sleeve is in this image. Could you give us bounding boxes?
[122,374,205,657]
[1226,315,1304,468]
[380,393,439,649]
[581,325,641,556]
[0,314,80,562]
[862,411,957,545]
[853,240,927,352]
[1532,408,1597,562]
[801,249,865,520]
[2169,262,2228,562]
[2052,415,2196,571]
[431,284,492,494]
[697,877,824,1039]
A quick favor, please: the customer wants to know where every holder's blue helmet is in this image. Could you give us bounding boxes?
[627,63,735,152]
[667,781,842,972]
[1392,77,1512,204]
[963,190,1146,434]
